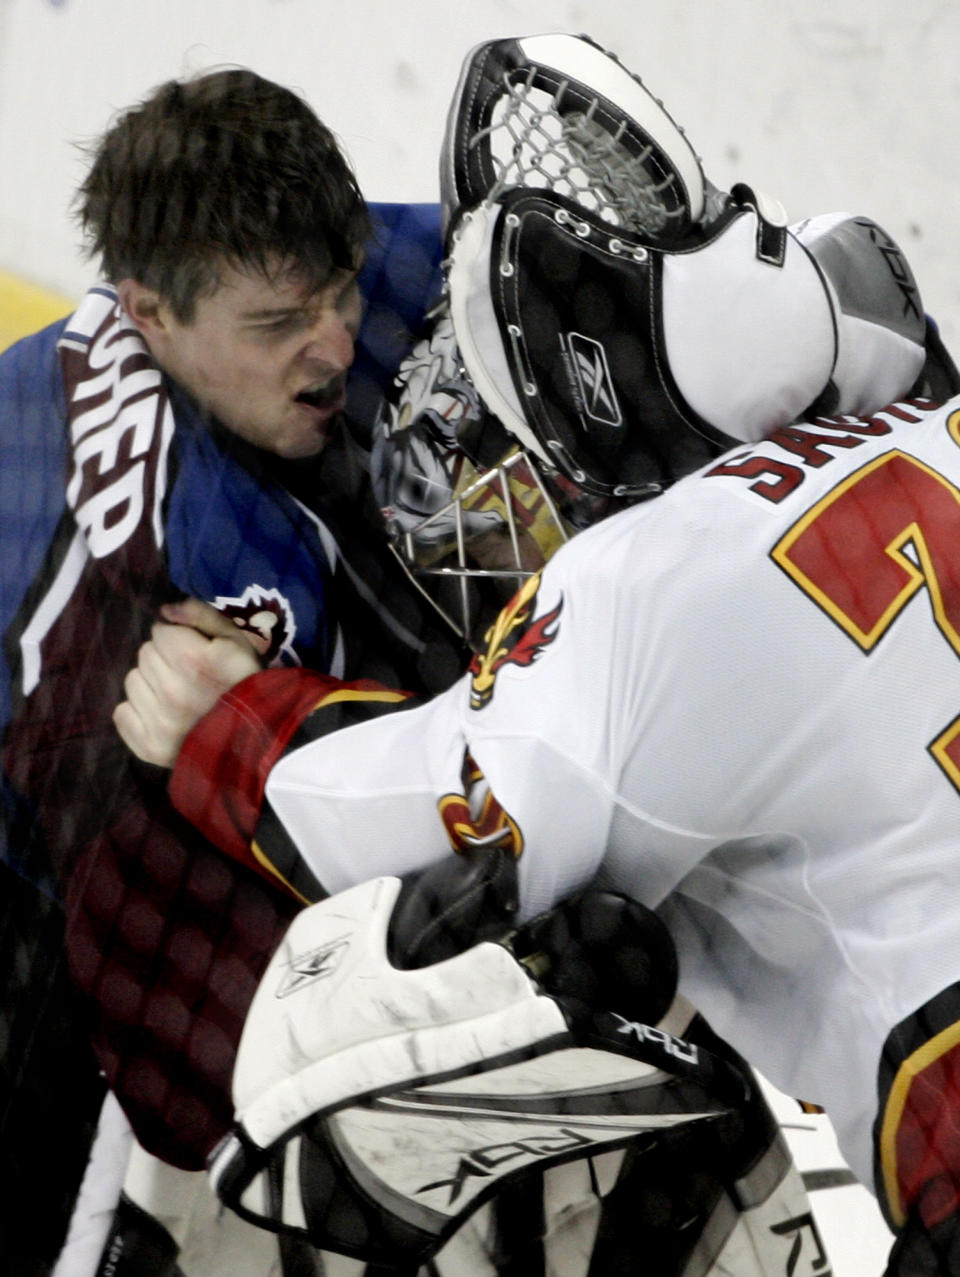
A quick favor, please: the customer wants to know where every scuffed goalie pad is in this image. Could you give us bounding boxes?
[225,1043,730,1267]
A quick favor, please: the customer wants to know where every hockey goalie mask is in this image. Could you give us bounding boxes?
[371,304,585,647]
[373,190,836,646]
[374,190,928,648]
[373,31,927,648]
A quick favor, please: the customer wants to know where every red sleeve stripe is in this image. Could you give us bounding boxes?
[171,670,410,893]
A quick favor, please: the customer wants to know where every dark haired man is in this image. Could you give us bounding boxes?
[78,68,371,461]
[0,67,457,1273]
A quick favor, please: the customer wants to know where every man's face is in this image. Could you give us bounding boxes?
[147,260,363,459]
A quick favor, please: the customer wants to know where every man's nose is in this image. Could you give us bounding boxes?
[303,309,355,372]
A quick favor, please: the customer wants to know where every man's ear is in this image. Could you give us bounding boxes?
[116,279,169,339]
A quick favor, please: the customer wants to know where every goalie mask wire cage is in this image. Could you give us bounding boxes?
[393,446,573,648]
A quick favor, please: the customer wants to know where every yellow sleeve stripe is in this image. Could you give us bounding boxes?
[312,688,411,710]
[879,1018,960,1226]
[250,839,313,906]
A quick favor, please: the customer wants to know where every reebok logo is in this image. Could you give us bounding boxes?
[563,332,622,428]
[276,936,349,998]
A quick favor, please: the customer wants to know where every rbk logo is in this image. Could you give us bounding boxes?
[276,936,349,998]
[418,1128,593,1204]
[565,332,622,428]
[610,1014,700,1064]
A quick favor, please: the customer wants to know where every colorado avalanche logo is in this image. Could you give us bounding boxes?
[469,573,563,710]
[213,585,297,666]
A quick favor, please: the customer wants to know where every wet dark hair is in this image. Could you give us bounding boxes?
[76,68,372,321]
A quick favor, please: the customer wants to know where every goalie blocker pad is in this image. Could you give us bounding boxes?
[446,186,840,500]
[208,875,753,1266]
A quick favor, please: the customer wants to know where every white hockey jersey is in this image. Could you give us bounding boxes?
[265,394,960,1190]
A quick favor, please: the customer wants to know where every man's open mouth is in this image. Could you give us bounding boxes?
[296,380,345,409]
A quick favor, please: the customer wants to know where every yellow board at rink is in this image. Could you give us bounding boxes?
[0,271,74,353]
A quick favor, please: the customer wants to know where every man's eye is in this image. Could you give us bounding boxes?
[259,314,304,335]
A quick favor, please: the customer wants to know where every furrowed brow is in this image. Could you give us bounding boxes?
[239,305,305,322]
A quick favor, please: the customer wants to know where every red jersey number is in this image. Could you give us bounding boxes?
[772,431,960,790]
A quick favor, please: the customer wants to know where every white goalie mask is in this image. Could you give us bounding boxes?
[373,33,929,648]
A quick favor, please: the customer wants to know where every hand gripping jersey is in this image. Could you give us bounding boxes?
[175,393,960,1208]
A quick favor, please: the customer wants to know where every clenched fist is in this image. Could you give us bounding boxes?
[114,597,265,767]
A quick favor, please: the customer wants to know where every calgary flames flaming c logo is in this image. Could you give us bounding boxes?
[469,573,563,710]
